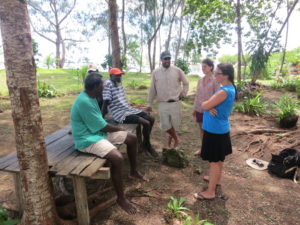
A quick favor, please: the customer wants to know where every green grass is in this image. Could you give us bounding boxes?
[0,69,199,97]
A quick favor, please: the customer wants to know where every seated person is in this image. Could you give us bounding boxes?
[70,71,147,214]
[102,68,158,157]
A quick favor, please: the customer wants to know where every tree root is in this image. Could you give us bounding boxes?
[243,140,261,152]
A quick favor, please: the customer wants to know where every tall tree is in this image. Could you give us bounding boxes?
[0,1,70,224]
[146,0,165,72]
[108,0,122,68]
[165,0,182,51]
[175,1,185,61]
[27,0,78,68]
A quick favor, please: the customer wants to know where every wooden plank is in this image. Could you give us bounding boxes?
[48,145,75,166]
[72,176,90,225]
[45,125,71,145]
[4,159,20,172]
[0,152,17,165]
[79,158,106,177]
[50,151,79,173]
[46,134,74,157]
[90,167,110,180]
[13,173,23,216]
[0,153,18,170]
[56,154,94,176]
[70,156,97,176]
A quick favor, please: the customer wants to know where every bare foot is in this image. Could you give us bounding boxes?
[194,149,201,156]
[203,175,221,186]
[168,136,173,148]
[129,171,149,182]
[173,137,180,148]
[116,197,137,214]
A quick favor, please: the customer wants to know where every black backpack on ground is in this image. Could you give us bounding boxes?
[268,148,300,183]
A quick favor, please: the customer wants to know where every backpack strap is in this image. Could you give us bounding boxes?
[293,167,299,184]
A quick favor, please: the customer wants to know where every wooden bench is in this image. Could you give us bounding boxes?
[0,123,142,225]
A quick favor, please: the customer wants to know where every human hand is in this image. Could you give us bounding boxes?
[209,108,217,116]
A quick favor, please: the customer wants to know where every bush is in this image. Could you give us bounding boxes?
[175,58,190,74]
[71,65,88,85]
[0,207,19,225]
[37,81,58,98]
[234,91,266,116]
[295,78,300,98]
[236,81,260,99]
[270,78,298,91]
[274,94,298,119]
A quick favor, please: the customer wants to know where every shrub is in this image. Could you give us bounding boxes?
[72,65,88,85]
[295,78,300,99]
[274,94,298,119]
[0,207,19,225]
[234,91,266,116]
[166,196,190,219]
[126,80,139,89]
[270,78,298,91]
[37,81,58,98]
[175,58,190,74]
[236,81,259,99]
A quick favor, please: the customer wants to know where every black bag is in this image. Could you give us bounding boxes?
[268,148,300,182]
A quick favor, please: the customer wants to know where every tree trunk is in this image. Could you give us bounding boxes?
[175,1,184,62]
[0,1,64,224]
[147,0,165,72]
[280,0,290,75]
[236,0,242,82]
[121,0,127,63]
[139,21,143,73]
[109,0,121,68]
[165,0,182,51]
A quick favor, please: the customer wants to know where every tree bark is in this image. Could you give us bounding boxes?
[0,1,63,224]
[109,0,122,68]
[236,0,242,82]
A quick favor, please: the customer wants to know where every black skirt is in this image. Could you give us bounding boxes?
[200,130,232,162]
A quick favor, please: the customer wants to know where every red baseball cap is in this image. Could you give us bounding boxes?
[109,68,125,75]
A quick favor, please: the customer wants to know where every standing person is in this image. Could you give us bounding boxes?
[147,51,189,148]
[193,59,219,155]
[71,71,147,214]
[102,68,158,157]
[193,63,236,200]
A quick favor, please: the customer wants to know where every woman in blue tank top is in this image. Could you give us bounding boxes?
[194,63,236,200]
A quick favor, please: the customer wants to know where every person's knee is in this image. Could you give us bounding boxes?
[125,132,137,145]
[106,150,124,166]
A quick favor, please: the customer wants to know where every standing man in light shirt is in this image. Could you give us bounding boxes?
[147,51,189,148]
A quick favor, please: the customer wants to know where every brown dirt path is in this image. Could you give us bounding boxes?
[0,89,300,225]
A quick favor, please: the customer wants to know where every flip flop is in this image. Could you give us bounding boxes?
[203,176,221,186]
[193,192,215,201]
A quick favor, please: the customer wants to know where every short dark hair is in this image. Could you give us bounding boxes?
[202,58,214,71]
[84,72,103,91]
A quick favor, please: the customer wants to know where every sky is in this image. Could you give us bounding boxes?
[0,3,300,73]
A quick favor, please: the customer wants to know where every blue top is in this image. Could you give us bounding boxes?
[71,91,108,150]
[202,85,235,134]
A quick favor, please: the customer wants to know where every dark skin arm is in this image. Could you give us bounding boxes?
[101,123,125,133]
[101,100,110,118]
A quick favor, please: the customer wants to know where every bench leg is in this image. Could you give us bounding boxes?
[13,173,23,216]
[136,124,143,152]
[72,176,90,225]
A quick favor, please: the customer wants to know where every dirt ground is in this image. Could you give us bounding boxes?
[0,88,300,225]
